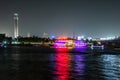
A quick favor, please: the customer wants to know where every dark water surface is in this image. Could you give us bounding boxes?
[0,46,120,80]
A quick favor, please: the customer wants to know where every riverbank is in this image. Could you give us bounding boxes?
[2,45,119,54]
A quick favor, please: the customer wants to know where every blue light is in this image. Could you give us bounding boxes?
[51,35,55,39]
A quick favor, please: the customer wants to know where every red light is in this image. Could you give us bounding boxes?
[55,53,70,80]
[57,37,68,40]
[56,47,68,52]
[55,49,70,80]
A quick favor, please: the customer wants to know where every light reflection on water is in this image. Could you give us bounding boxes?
[73,54,86,77]
[74,47,87,52]
[0,47,120,80]
[100,55,120,80]
[54,48,70,80]
[52,48,87,80]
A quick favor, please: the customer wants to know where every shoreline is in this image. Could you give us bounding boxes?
[1,45,119,54]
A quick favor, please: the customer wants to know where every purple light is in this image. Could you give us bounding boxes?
[74,40,87,48]
[54,40,87,48]
[54,40,67,48]
[74,54,86,75]
[51,35,55,39]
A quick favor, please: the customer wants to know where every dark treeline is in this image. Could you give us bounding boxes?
[17,36,54,43]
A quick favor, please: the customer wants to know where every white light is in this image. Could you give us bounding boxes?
[14,13,18,16]
[87,37,92,41]
[100,36,115,40]
[77,36,82,40]
[81,36,84,39]
[77,36,84,40]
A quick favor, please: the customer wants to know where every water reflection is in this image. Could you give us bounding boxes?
[1,49,8,64]
[74,47,87,52]
[100,55,120,80]
[53,48,87,80]
[54,48,70,80]
[73,54,86,78]
[1,47,120,80]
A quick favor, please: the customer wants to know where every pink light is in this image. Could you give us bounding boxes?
[54,40,87,48]
[54,40,67,48]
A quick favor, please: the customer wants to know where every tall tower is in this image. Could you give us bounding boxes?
[14,13,19,38]
[42,32,48,38]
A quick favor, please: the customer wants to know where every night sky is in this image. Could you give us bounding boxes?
[0,0,120,38]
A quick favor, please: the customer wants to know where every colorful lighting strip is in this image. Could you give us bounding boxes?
[54,40,87,48]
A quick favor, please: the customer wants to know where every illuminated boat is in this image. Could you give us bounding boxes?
[53,39,68,48]
[74,40,87,48]
[53,37,87,48]
[90,44,104,50]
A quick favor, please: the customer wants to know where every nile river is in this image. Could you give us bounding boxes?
[0,46,120,80]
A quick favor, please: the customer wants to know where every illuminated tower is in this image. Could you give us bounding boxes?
[14,13,19,38]
[42,32,48,38]
[27,32,30,37]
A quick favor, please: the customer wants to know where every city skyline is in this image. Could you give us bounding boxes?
[0,0,120,38]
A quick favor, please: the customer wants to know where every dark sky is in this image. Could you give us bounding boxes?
[0,0,120,38]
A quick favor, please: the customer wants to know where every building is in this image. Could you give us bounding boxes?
[14,13,19,38]
[0,34,5,42]
[42,32,48,38]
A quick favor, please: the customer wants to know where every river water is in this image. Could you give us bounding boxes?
[0,46,120,80]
